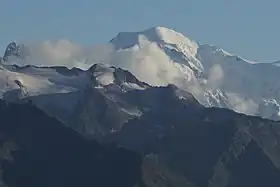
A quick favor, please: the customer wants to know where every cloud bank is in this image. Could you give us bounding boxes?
[206,64,258,115]
[23,40,108,70]
[19,37,191,87]
[1,37,259,115]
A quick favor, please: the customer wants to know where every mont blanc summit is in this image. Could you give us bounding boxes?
[109,26,280,119]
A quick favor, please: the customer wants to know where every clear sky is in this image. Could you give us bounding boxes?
[0,0,279,62]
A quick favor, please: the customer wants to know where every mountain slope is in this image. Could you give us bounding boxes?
[0,99,142,187]
[101,88,280,187]
[2,82,280,187]
[0,99,198,187]
[1,63,280,186]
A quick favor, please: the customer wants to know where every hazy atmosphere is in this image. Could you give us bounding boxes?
[1,0,280,62]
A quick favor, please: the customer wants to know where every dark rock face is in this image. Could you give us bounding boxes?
[67,85,201,140]
[69,88,132,137]
[82,86,280,187]
[0,100,196,187]
[0,100,143,187]
[107,105,280,187]
[63,83,280,186]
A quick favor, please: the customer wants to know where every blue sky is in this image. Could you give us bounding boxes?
[0,0,279,62]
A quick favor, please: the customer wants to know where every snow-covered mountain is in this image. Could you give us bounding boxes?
[0,62,152,130]
[109,26,280,119]
[1,26,280,120]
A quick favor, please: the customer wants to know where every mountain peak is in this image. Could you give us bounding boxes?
[110,26,199,56]
[1,41,30,62]
[142,26,192,43]
[87,63,149,90]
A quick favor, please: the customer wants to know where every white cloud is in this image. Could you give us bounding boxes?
[2,38,259,116]
[9,37,191,89]
[207,64,224,89]
[226,92,258,115]
[27,39,83,67]
[110,39,186,86]
[206,64,258,115]
[6,37,194,89]
[13,39,114,70]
